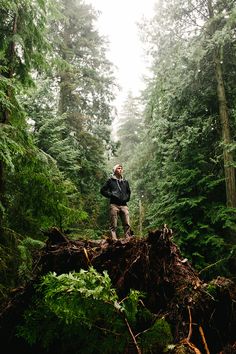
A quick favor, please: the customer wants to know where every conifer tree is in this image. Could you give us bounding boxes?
[0,0,51,225]
[131,0,236,274]
[116,92,143,163]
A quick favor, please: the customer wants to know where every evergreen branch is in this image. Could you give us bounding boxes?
[188,0,209,20]
[198,250,234,275]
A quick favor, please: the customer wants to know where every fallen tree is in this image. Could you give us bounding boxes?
[0,226,235,353]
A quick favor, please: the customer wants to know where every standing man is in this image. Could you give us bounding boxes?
[100,164,131,240]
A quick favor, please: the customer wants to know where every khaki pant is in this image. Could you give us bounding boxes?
[109,204,131,238]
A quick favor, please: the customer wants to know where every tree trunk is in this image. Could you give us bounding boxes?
[214,52,236,207]
[207,0,236,208]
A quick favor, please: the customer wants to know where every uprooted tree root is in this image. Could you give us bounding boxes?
[0,226,235,354]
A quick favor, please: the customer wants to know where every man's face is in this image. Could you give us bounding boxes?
[115,166,123,177]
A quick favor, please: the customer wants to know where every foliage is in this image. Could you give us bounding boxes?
[116,0,236,277]
[17,268,148,353]
[205,283,218,297]
[139,318,173,353]
[0,229,44,302]
[0,124,26,174]
[19,0,117,233]
[112,92,145,235]
[115,92,143,162]
[0,228,21,301]
[17,237,45,282]
[0,0,116,298]
[1,0,236,322]
[5,144,87,234]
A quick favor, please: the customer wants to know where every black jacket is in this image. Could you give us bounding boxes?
[100,176,131,206]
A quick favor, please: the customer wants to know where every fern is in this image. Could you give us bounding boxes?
[17,268,171,354]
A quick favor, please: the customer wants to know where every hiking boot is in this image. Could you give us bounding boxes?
[110,230,118,240]
[125,228,133,238]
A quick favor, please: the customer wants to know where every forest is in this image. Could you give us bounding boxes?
[0,0,236,353]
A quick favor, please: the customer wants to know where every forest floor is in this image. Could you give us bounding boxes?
[0,226,235,354]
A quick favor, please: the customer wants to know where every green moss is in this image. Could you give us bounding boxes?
[139,318,173,353]
[206,283,218,297]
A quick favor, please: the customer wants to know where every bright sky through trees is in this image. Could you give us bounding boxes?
[84,0,156,111]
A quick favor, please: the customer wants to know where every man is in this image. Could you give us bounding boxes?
[100,164,131,239]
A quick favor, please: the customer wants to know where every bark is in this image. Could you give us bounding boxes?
[214,53,236,207]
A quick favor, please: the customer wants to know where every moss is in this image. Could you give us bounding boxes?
[139,318,173,353]
[205,283,218,297]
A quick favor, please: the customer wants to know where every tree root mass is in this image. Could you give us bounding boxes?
[0,227,235,353]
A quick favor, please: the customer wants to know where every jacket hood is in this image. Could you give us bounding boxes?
[111,174,124,181]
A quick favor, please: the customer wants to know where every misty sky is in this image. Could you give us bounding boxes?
[84,0,156,111]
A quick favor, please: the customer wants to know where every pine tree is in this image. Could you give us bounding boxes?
[116,92,143,162]
[0,0,51,225]
[130,0,236,274]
